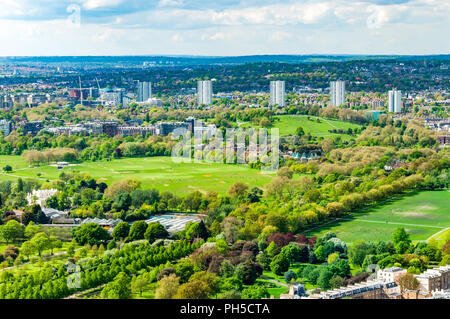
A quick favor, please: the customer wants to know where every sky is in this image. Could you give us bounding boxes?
[0,0,449,56]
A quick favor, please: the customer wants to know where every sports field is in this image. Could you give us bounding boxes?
[272,115,362,139]
[0,155,275,194]
[304,191,450,243]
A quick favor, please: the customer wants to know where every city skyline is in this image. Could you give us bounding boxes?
[0,0,449,56]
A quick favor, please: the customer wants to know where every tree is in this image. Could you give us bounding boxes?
[348,240,375,267]
[328,252,340,264]
[155,273,180,299]
[392,228,411,246]
[284,270,297,283]
[0,220,24,244]
[145,222,169,243]
[321,139,335,154]
[24,221,41,239]
[174,259,194,283]
[128,220,148,241]
[20,241,36,258]
[101,272,132,299]
[3,165,12,172]
[241,286,269,299]
[330,275,346,289]
[317,267,333,289]
[131,276,150,297]
[270,253,290,276]
[112,222,130,241]
[48,235,62,255]
[398,273,420,292]
[303,189,321,203]
[277,167,294,179]
[227,182,249,198]
[188,271,219,296]
[234,259,262,285]
[281,243,301,264]
[72,223,110,246]
[184,221,209,241]
[174,281,209,299]
[295,126,305,137]
[29,233,51,257]
[266,241,280,257]
[183,191,203,212]
[3,245,19,260]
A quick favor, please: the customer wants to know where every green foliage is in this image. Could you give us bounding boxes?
[72,223,110,246]
[269,253,290,276]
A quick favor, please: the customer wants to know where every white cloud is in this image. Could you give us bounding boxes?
[0,0,449,55]
[269,31,293,42]
[158,0,183,8]
[171,33,183,41]
[79,0,125,10]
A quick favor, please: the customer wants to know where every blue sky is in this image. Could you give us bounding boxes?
[0,0,448,56]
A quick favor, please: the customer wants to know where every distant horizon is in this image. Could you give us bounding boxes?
[1,54,450,58]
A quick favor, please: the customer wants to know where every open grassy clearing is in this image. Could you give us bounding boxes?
[239,115,362,141]
[427,228,450,249]
[305,191,450,243]
[271,115,362,139]
[0,155,275,195]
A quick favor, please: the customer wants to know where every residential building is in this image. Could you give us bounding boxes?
[155,121,190,136]
[27,189,58,208]
[314,280,400,299]
[415,265,450,292]
[0,95,13,108]
[137,81,152,102]
[197,80,213,106]
[280,284,307,299]
[377,267,408,283]
[0,119,12,137]
[23,121,44,136]
[100,89,124,107]
[270,80,286,107]
[117,125,156,137]
[437,135,450,146]
[330,80,346,106]
[388,88,402,113]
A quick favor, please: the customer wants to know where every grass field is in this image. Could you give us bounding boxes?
[305,191,450,243]
[240,114,362,140]
[0,155,275,195]
[271,115,362,138]
[427,228,450,249]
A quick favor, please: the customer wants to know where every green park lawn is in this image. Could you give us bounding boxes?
[305,190,450,243]
[0,155,275,195]
[240,114,362,141]
[271,115,362,138]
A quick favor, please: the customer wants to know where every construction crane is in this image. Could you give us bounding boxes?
[95,77,101,90]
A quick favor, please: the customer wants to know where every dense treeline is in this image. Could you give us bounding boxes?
[0,239,202,299]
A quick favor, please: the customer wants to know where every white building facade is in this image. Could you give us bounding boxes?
[197,80,213,106]
[388,88,402,113]
[137,81,152,102]
[270,81,286,107]
[330,80,346,106]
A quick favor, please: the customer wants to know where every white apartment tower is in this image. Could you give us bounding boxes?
[270,81,285,107]
[137,81,152,102]
[388,89,402,113]
[197,80,213,106]
[330,80,346,106]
